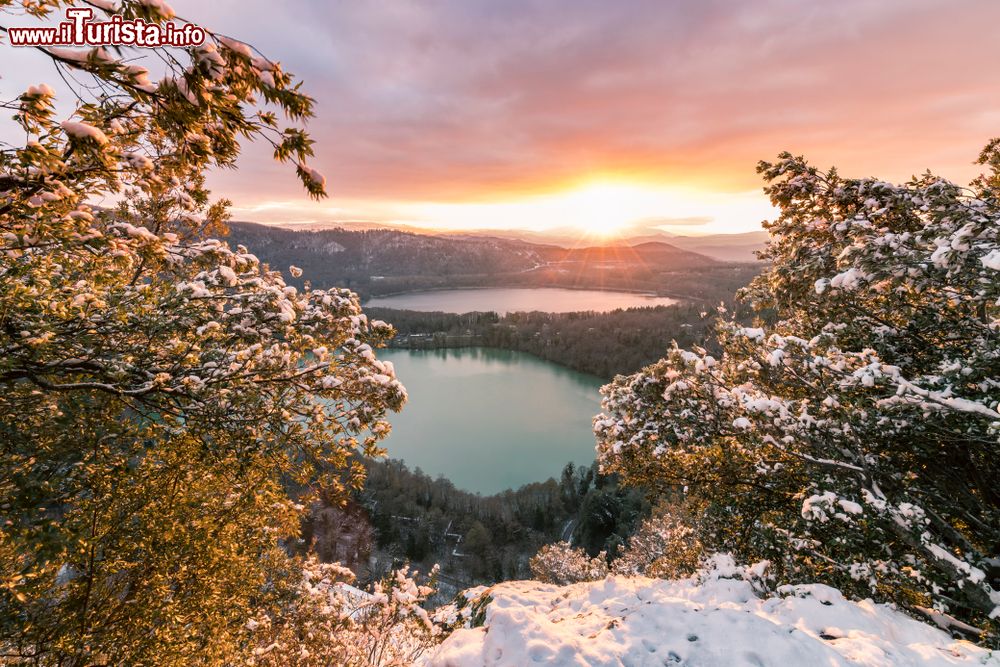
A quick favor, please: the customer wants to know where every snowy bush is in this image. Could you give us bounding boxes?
[529,541,609,585]
[612,500,705,579]
[596,142,1000,643]
[245,558,441,667]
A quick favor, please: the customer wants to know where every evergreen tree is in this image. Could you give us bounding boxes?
[596,142,1000,642]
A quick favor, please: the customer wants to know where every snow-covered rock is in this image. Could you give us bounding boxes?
[425,558,997,666]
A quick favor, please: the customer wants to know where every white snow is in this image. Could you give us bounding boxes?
[258,70,276,88]
[299,163,327,189]
[216,265,238,286]
[61,121,109,145]
[736,327,766,341]
[110,222,158,242]
[426,559,997,667]
[838,498,864,515]
[218,36,253,58]
[982,250,1000,271]
[125,65,157,93]
[25,84,55,98]
[829,267,871,290]
[121,152,153,171]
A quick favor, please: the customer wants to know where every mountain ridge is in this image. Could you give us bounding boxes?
[225,221,743,299]
[244,220,769,262]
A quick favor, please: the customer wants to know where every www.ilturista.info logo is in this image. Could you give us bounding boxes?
[7,8,206,48]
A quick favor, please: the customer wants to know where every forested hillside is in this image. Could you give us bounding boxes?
[227,222,544,288]
[370,305,740,379]
[226,221,739,299]
[340,459,649,597]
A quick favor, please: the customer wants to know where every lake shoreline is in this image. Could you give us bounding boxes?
[385,340,614,382]
[365,286,681,315]
[364,284,672,301]
[376,347,604,495]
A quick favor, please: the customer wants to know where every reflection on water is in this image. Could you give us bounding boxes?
[376,347,604,494]
[367,287,678,315]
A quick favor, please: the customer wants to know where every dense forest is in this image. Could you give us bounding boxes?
[314,459,650,598]
[368,304,742,379]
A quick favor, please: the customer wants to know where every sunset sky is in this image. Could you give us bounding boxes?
[5,0,1000,236]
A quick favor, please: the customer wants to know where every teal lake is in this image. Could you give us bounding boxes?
[376,347,604,494]
[366,287,678,315]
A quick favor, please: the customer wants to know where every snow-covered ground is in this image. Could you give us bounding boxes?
[425,556,997,666]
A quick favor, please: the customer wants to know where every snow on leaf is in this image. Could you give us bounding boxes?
[61,121,109,145]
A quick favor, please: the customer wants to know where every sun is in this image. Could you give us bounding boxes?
[554,181,655,238]
[397,178,774,236]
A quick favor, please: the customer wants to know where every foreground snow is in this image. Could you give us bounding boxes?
[426,557,997,666]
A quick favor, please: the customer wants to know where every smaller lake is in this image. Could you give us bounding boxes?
[366,287,678,315]
[377,348,604,494]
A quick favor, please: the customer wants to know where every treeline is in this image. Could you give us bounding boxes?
[353,262,759,301]
[352,459,649,591]
[368,303,753,379]
[227,222,543,295]
[226,221,762,301]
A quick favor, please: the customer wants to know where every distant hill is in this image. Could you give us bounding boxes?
[446,227,767,262]
[547,240,719,267]
[225,222,727,298]
[261,221,769,263]
[227,221,544,285]
[654,231,769,262]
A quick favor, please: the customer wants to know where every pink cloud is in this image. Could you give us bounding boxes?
[8,0,998,209]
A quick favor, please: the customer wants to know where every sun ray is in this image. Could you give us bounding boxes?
[554,181,653,238]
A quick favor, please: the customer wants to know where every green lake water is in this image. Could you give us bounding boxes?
[376,347,605,494]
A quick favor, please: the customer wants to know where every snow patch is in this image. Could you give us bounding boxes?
[736,327,766,341]
[61,121,108,145]
[982,250,1000,271]
[426,567,997,666]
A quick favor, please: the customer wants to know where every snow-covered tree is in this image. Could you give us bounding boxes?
[595,142,1000,642]
[0,2,407,663]
[611,501,704,579]
[529,541,609,585]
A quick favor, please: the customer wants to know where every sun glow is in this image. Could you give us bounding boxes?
[396,179,775,238]
[231,180,777,237]
[553,181,657,238]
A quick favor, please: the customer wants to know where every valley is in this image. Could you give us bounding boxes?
[226,221,761,304]
[6,0,997,660]
[242,221,762,593]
